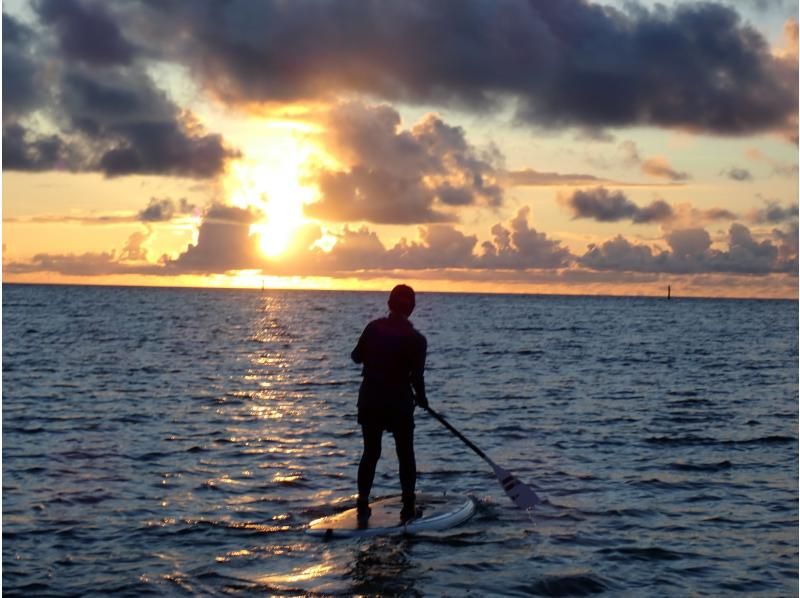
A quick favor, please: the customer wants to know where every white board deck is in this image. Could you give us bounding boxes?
[306,493,475,538]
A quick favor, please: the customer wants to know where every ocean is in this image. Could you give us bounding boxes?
[2,283,797,596]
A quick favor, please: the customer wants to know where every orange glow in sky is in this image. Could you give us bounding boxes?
[1,2,797,299]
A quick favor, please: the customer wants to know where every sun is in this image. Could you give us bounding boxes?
[223,122,322,258]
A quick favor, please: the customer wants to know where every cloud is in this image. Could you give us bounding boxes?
[574,128,616,143]
[5,203,255,276]
[773,221,799,265]
[747,200,798,224]
[97,121,238,178]
[618,141,691,181]
[37,0,136,66]
[386,226,479,269]
[2,5,240,178]
[4,196,200,225]
[6,0,796,185]
[4,244,165,276]
[565,187,674,223]
[506,168,691,189]
[298,207,570,272]
[5,251,128,276]
[641,157,690,181]
[579,223,795,275]
[119,230,150,261]
[504,169,610,187]
[722,167,754,181]
[97,0,796,136]
[478,207,573,269]
[2,123,77,172]
[61,69,240,177]
[662,203,739,231]
[745,148,799,177]
[8,202,795,279]
[304,102,502,224]
[3,14,46,121]
[306,166,457,225]
[138,197,197,222]
[165,204,264,272]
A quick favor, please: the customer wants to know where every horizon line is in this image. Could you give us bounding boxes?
[2,280,796,302]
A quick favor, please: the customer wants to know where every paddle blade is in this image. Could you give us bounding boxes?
[493,464,541,509]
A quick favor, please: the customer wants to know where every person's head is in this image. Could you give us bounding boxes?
[388,284,415,317]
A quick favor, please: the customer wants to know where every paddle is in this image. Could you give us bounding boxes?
[424,406,542,510]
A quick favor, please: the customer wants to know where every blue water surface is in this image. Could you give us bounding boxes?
[3,284,798,596]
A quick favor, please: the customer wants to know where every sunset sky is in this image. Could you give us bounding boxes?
[3,0,798,298]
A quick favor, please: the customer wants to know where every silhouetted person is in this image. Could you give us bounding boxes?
[351,284,428,522]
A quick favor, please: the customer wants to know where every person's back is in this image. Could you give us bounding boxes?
[352,314,426,423]
[351,285,428,522]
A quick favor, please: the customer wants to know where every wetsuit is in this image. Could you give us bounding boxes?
[351,313,427,504]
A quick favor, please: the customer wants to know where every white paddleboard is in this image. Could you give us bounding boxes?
[306,493,475,538]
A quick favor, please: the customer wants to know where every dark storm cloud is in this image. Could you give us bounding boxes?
[59,69,241,178]
[566,187,674,223]
[2,15,45,121]
[61,70,167,125]
[36,0,136,66]
[3,70,239,176]
[2,124,76,172]
[305,102,502,224]
[579,223,795,275]
[2,3,239,178]
[117,0,796,136]
[97,121,239,178]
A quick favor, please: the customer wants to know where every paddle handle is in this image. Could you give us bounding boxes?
[424,406,496,468]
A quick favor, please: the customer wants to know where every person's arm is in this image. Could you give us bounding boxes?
[351,323,371,364]
[411,334,428,408]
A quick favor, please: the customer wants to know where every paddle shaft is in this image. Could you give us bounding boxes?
[424,406,496,469]
[424,405,542,509]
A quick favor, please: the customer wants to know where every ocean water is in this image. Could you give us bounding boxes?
[2,283,797,597]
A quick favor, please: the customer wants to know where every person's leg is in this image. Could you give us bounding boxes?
[357,424,383,508]
[392,422,416,517]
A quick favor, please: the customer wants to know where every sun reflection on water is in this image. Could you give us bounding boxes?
[256,563,338,585]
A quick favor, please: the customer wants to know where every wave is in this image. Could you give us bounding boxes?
[517,573,610,596]
[669,460,733,472]
[645,435,795,446]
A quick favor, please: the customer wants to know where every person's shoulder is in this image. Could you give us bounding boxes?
[410,325,427,345]
[363,317,388,333]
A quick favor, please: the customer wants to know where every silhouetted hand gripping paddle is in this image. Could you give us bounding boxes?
[425,406,541,510]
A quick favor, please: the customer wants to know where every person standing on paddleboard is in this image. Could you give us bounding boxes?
[351,284,428,522]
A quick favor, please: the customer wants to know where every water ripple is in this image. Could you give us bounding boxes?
[3,285,797,596]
